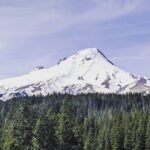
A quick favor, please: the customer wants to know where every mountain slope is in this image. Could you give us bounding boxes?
[0,48,150,101]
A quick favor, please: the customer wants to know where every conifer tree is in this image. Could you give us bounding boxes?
[110,116,124,150]
[145,114,150,150]
[123,114,133,150]
[57,95,76,150]
[133,113,147,150]
[33,109,57,150]
[83,116,98,150]
[12,102,35,150]
[2,101,35,150]
[73,118,83,149]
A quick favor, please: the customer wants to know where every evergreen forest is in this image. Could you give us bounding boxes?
[0,93,149,150]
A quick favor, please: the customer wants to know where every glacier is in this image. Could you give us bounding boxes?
[0,48,150,101]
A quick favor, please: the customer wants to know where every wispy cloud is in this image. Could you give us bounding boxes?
[0,0,150,79]
[0,0,143,37]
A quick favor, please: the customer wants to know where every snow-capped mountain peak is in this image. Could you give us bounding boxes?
[76,48,113,64]
[0,48,150,101]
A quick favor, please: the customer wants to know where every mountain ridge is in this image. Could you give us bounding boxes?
[0,48,150,101]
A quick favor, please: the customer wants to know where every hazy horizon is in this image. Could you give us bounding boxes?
[0,0,150,79]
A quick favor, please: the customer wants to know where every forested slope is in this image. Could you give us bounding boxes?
[0,93,149,150]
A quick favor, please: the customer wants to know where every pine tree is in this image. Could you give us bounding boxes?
[83,116,98,150]
[110,115,124,150]
[145,114,150,150]
[13,101,35,150]
[1,101,35,150]
[97,125,106,150]
[56,95,77,150]
[97,120,112,150]
[73,118,83,150]
[32,109,57,150]
[123,114,133,150]
[133,113,147,150]
[1,123,14,150]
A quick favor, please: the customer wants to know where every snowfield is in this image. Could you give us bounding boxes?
[0,48,150,101]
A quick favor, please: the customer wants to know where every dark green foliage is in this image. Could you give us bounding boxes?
[0,93,149,150]
[110,115,124,150]
[123,114,133,150]
[1,101,35,150]
[145,115,150,149]
[73,118,83,149]
[33,109,57,150]
[56,96,77,149]
[133,113,147,150]
[83,116,98,150]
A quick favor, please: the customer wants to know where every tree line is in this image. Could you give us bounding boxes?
[0,93,149,150]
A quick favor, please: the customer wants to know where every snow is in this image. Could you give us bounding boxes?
[0,48,150,101]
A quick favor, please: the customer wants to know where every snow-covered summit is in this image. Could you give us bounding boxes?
[77,48,112,62]
[77,48,102,58]
[0,48,150,101]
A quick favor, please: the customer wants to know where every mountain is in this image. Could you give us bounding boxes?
[0,48,150,101]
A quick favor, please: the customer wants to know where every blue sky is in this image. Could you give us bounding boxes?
[0,0,150,79]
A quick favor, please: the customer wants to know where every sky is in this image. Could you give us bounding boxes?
[0,0,150,79]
